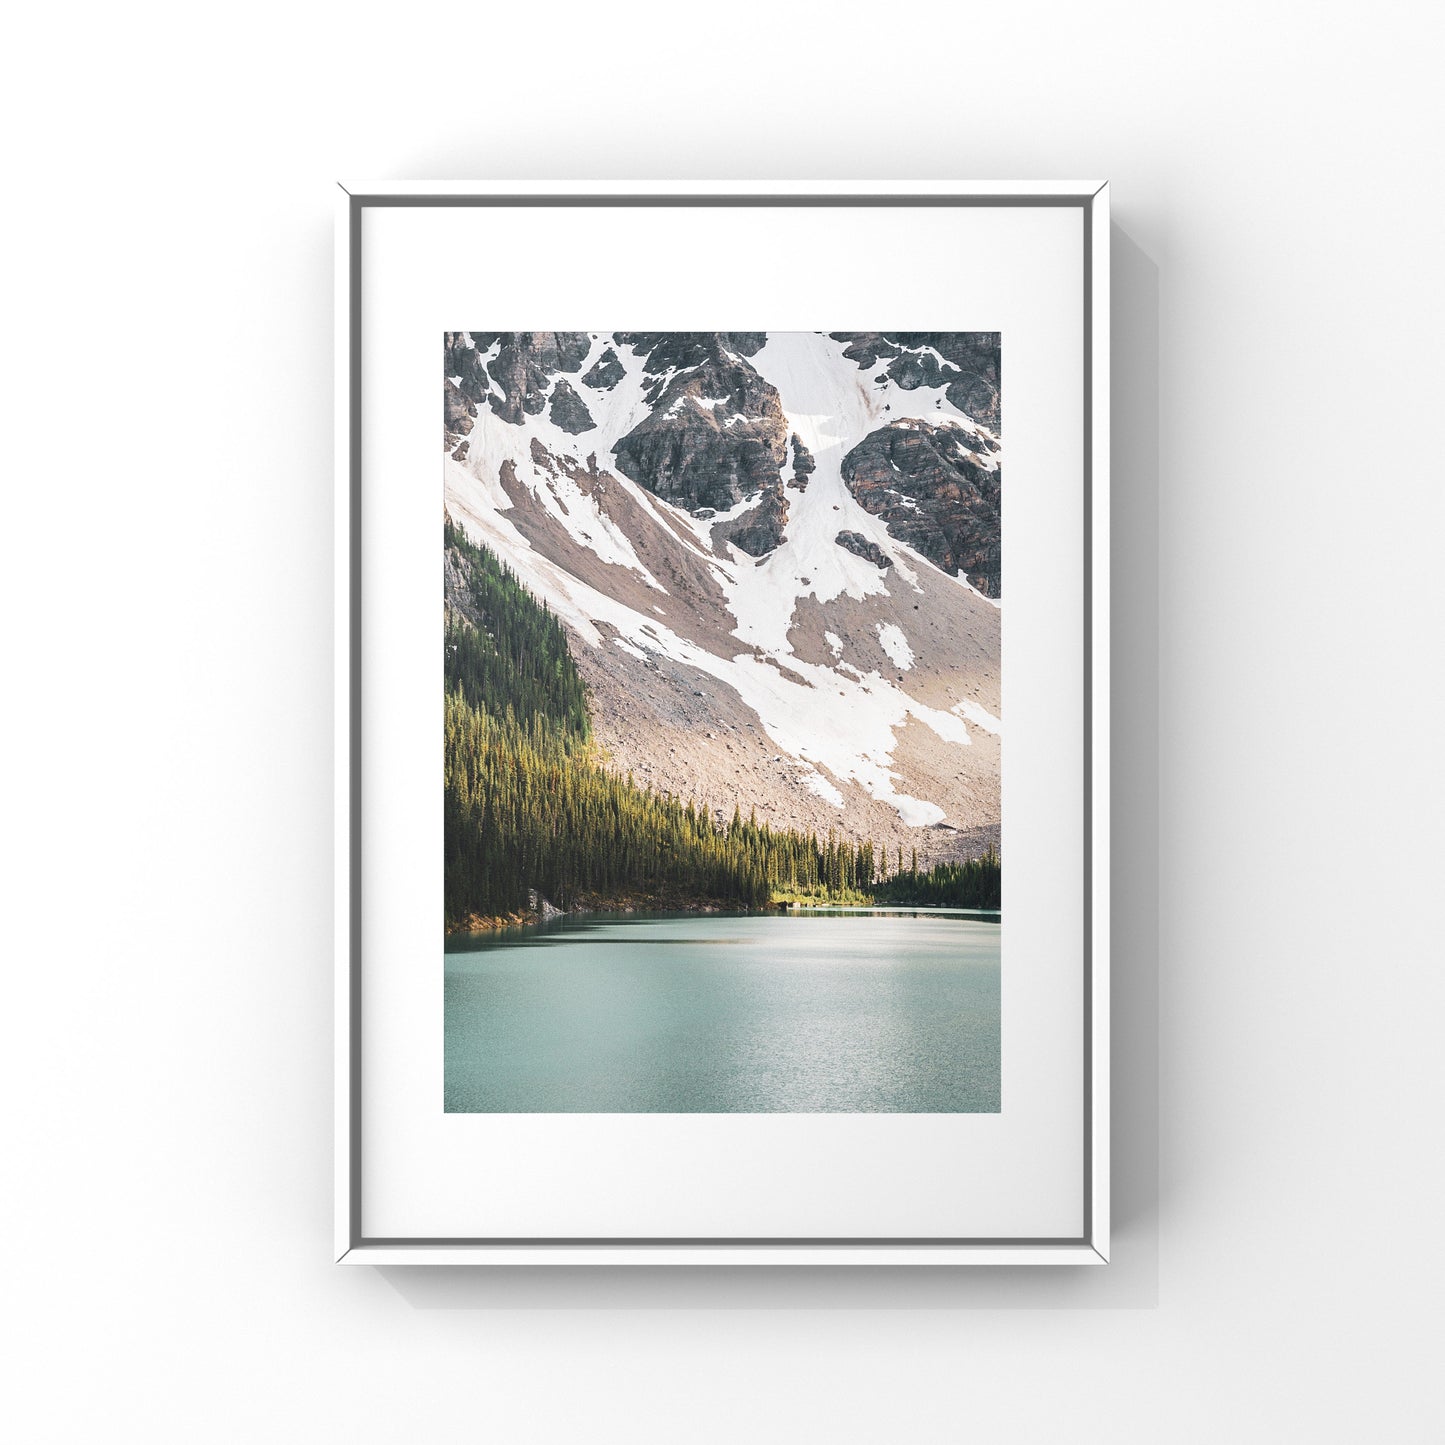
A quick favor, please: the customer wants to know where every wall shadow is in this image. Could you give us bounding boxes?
[381,227,1159,1309]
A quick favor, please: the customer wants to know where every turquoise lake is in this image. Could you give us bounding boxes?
[444,910,1000,1113]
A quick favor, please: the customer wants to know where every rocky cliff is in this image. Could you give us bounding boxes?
[841,419,1001,596]
[610,341,790,515]
[831,331,1001,430]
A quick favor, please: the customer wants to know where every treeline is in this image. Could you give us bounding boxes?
[444,520,882,923]
[446,693,881,916]
[872,848,1001,911]
[444,514,588,736]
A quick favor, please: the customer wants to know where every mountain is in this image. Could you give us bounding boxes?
[442,330,1002,869]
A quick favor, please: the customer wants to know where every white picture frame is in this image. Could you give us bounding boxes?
[335,180,1110,1265]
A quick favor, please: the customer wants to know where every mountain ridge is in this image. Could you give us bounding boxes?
[442,330,1002,868]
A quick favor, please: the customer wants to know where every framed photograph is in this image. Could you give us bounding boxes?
[336,181,1109,1265]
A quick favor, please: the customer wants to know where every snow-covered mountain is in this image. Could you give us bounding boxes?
[443,331,1002,864]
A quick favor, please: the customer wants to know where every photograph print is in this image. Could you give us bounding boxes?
[442,331,1002,1113]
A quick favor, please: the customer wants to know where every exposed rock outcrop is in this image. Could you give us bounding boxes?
[611,346,789,512]
[831,332,1001,429]
[483,332,592,424]
[718,483,789,558]
[548,379,595,435]
[445,331,495,407]
[616,332,767,378]
[581,346,625,390]
[788,433,816,490]
[444,331,598,432]
[841,420,1001,595]
[834,531,892,569]
[444,378,476,449]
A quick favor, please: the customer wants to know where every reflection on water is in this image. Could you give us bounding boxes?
[444,911,1000,1114]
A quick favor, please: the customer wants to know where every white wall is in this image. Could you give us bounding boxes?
[6,3,1442,1440]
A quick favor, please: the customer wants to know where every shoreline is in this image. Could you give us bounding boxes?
[446,892,1000,935]
[446,889,756,935]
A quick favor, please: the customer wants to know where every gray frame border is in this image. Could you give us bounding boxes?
[343,189,1099,1256]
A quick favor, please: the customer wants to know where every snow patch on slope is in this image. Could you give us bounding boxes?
[952,697,1002,735]
[876,623,914,670]
[451,337,666,588]
[801,768,845,808]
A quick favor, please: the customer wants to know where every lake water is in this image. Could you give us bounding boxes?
[445,910,1000,1113]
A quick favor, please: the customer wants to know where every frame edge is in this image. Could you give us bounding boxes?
[334,185,356,1263]
[1088,182,1112,1263]
[335,181,1112,1265]
[337,178,1109,201]
[338,1244,1110,1267]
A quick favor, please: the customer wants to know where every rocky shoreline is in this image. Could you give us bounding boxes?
[446,886,753,936]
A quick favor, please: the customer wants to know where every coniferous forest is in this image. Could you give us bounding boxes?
[443,516,1000,928]
[871,850,1001,911]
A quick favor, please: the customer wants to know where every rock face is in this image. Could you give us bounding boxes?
[443,331,1001,582]
[444,378,476,449]
[581,346,625,390]
[718,483,789,558]
[831,332,1001,429]
[788,433,816,490]
[841,420,1001,595]
[445,330,494,411]
[548,379,595,435]
[443,330,594,436]
[611,342,789,514]
[615,332,767,376]
[480,331,592,424]
[834,531,892,569]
